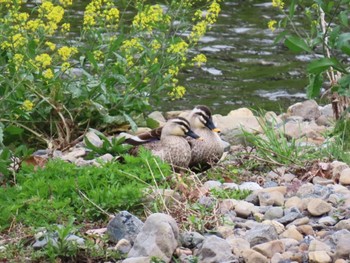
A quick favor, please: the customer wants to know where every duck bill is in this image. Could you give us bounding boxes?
[206,119,221,133]
[185,130,201,140]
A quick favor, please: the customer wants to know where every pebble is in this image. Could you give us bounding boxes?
[339,168,350,185]
[307,198,332,216]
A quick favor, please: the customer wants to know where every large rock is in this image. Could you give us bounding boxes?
[126,213,179,263]
[241,249,269,263]
[213,108,261,145]
[252,240,285,258]
[339,168,350,185]
[287,100,321,120]
[195,235,236,263]
[307,199,332,216]
[245,224,278,246]
[107,211,144,244]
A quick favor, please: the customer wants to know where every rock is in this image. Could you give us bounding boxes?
[318,216,337,226]
[165,110,186,119]
[226,236,250,257]
[239,182,262,191]
[319,104,333,118]
[262,220,285,234]
[127,213,179,263]
[123,256,151,263]
[258,186,287,195]
[241,249,269,263]
[284,196,304,210]
[335,233,350,259]
[180,232,205,249]
[84,129,103,148]
[216,226,234,239]
[198,196,217,208]
[214,108,261,145]
[335,219,350,231]
[61,147,86,162]
[280,226,303,242]
[308,251,332,263]
[148,111,166,126]
[291,216,310,226]
[115,239,132,254]
[203,180,222,190]
[218,199,238,214]
[279,238,299,250]
[308,239,331,252]
[331,161,349,178]
[277,207,302,224]
[297,225,314,236]
[195,235,236,263]
[235,201,255,218]
[222,183,239,190]
[97,153,114,163]
[339,168,350,185]
[287,100,321,120]
[107,211,144,243]
[307,199,332,216]
[297,183,333,199]
[258,191,284,206]
[252,240,285,258]
[245,224,278,246]
[264,207,284,220]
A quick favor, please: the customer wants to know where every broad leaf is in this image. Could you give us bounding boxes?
[5,126,24,135]
[306,74,323,98]
[339,11,349,27]
[123,113,138,132]
[284,35,312,53]
[307,58,343,74]
[289,0,296,18]
[337,33,350,56]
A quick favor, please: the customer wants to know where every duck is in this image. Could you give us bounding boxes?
[185,105,224,171]
[120,117,201,170]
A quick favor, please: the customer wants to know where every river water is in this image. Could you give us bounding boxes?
[27,0,309,115]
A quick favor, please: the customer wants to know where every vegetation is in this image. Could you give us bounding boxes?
[269,0,350,118]
[0,0,220,149]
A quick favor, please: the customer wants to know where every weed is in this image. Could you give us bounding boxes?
[210,188,252,200]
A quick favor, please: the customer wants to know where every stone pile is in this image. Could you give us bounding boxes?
[107,158,350,262]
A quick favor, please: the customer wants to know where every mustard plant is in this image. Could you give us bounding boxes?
[0,0,221,149]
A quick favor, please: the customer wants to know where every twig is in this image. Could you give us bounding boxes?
[78,189,113,218]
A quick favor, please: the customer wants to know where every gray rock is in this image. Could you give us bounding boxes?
[242,249,269,263]
[195,235,236,263]
[331,161,349,178]
[84,129,103,148]
[264,207,284,220]
[239,182,262,191]
[180,232,205,249]
[203,180,222,190]
[258,191,284,206]
[296,183,333,199]
[277,207,302,224]
[335,219,350,231]
[123,256,151,263]
[198,196,216,208]
[107,211,144,243]
[319,216,337,226]
[335,233,350,260]
[287,100,321,120]
[226,237,250,257]
[115,239,132,254]
[252,240,285,258]
[127,213,179,263]
[245,224,278,246]
[33,228,84,249]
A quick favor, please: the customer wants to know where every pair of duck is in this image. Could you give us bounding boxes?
[122,105,224,171]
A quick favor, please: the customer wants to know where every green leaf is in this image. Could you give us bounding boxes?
[274,31,288,44]
[289,0,296,18]
[339,11,349,27]
[284,35,312,53]
[123,113,138,132]
[86,52,98,70]
[4,126,24,135]
[337,33,350,56]
[306,74,323,98]
[307,58,343,74]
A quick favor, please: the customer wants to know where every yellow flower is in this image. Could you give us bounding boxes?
[58,46,78,61]
[192,54,207,67]
[206,1,221,24]
[26,19,44,32]
[93,50,104,61]
[106,7,119,23]
[35,53,52,68]
[61,23,70,32]
[43,68,54,79]
[167,40,189,54]
[133,4,170,31]
[45,41,56,51]
[46,6,64,23]
[268,20,277,32]
[12,53,24,70]
[21,100,34,111]
[151,40,161,50]
[61,62,71,71]
[12,33,27,49]
[272,0,285,9]
[168,85,186,99]
[189,21,207,43]
[59,0,73,7]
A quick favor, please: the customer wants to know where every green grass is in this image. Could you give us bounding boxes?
[0,149,171,231]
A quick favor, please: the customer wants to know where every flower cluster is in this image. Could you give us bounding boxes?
[133,5,170,32]
[268,20,277,32]
[58,46,78,61]
[192,54,207,67]
[272,0,285,10]
[83,0,120,29]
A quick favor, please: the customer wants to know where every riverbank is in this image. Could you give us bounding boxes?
[1,100,350,262]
